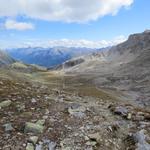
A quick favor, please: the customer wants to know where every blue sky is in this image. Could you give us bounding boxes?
[0,0,150,48]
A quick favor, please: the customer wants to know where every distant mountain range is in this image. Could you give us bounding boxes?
[6,47,100,67]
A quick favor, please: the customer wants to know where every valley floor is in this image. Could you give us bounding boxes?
[0,69,150,150]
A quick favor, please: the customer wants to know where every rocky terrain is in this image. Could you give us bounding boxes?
[0,30,150,150]
[0,69,150,150]
[62,30,150,107]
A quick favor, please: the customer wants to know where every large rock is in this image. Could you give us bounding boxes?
[87,133,101,142]
[0,100,12,108]
[35,139,56,150]
[28,136,38,145]
[36,119,45,126]
[3,123,13,132]
[113,106,128,116]
[133,129,150,150]
[24,122,44,134]
[26,143,34,150]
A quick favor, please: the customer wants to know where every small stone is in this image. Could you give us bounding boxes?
[35,139,56,150]
[133,129,150,150]
[28,136,38,145]
[74,133,79,136]
[31,98,37,103]
[68,105,86,118]
[35,144,42,150]
[88,133,100,142]
[39,141,43,145]
[26,143,34,150]
[133,115,145,121]
[42,115,48,119]
[36,120,45,126]
[24,122,44,134]
[127,113,132,120]
[144,113,150,120]
[107,126,113,132]
[45,109,50,115]
[114,106,128,116]
[16,103,25,112]
[0,100,12,108]
[3,123,13,132]
[22,112,33,117]
[48,128,53,132]
[23,143,26,147]
[84,136,90,141]
[86,141,97,146]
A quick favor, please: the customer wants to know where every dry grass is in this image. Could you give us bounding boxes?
[32,71,119,102]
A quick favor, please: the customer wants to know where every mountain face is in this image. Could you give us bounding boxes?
[6,47,99,68]
[0,50,15,66]
[61,30,150,106]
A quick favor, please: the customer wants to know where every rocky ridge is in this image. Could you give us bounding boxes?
[61,31,150,107]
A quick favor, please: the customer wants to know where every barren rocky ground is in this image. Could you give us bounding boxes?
[0,69,150,150]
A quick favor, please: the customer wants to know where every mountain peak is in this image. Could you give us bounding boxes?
[144,29,150,33]
[111,30,150,55]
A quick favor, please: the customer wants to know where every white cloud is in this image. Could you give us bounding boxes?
[0,0,134,23]
[4,19,34,31]
[46,36,126,48]
[0,36,126,49]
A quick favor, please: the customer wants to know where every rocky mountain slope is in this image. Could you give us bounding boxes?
[61,30,150,107]
[0,49,47,74]
[0,50,15,66]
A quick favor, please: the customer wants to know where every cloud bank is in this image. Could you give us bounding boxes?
[0,0,134,23]
[0,36,126,49]
[4,20,34,30]
[35,36,126,48]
